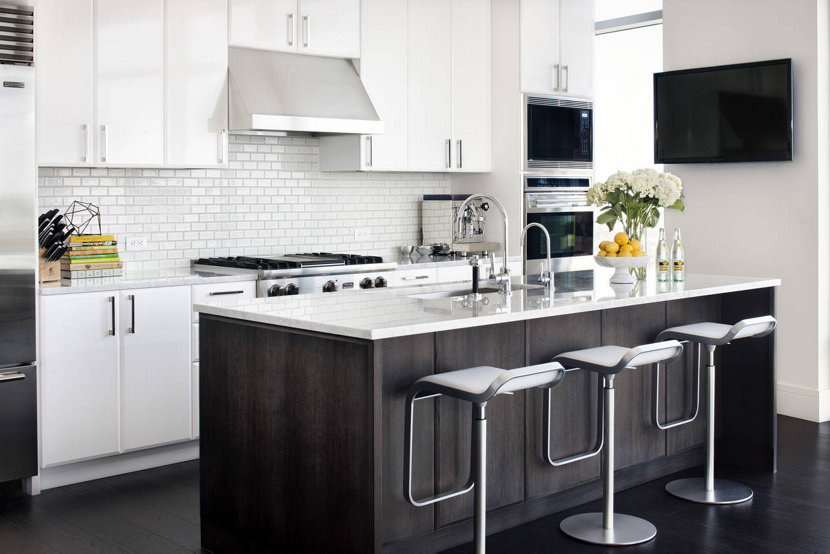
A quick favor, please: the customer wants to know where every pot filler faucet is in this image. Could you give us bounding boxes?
[456,193,511,294]
[520,222,553,292]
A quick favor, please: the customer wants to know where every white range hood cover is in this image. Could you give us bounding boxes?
[228,47,385,135]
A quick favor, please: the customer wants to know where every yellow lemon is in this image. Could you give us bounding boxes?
[605,251,618,257]
[599,241,611,250]
[597,250,607,257]
[635,251,647,257]
[618,250,633,257]
[604,242,620,253]
[614,232,629,245]
[629,239,642,251]
[620,244,633,253]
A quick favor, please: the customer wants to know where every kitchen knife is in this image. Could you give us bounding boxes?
[39,230,54,248]
[45,242,67,262]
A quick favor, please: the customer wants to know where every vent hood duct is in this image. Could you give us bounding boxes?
[228,47,385,136]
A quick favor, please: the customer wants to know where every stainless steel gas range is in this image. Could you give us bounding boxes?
[193,253,397,297]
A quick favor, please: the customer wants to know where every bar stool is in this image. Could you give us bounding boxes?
[552,340,685,546]
[655,316,777,504]
[404,362,566,554]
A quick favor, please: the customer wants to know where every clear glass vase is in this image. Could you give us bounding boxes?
[625,222,647,280]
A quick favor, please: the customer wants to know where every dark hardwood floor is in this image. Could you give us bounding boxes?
[0,415,826,553]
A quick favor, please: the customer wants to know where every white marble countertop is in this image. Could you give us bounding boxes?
[39,268,257,295]
[194,272,781,340]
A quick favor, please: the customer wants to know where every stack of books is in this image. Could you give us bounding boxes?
[60,235,123,284]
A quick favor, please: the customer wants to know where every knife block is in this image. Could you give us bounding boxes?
[38,247,60,285]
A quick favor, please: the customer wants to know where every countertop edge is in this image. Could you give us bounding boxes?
[39,272,258,295]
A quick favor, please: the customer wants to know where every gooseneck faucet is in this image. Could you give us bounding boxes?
[520,223,554,292]
[456,193,511,294]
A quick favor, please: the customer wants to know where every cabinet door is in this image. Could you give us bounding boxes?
[520,0,561,94]
[298,0,360,58]
[35,0,94,166]
[451,0,491,172]
[95,0,164,166]
[360,0,408,171]
[192,362,200,439]
[229,0,298,52]
[120,286,191,451]
[407,0,452,171]
[558,0,594,98]
[41,293,120,466]
[166,0,229,167]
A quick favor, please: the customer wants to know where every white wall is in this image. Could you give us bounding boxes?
[662,0,830,421]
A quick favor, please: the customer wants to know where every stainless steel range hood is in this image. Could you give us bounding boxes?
[228,47,384,135]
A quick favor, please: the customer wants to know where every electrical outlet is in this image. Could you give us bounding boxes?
[127,236,147,251]
[354,228,371,241]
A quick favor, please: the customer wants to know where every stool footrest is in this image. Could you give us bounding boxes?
[652,342,702,430]
[545,372,604,466]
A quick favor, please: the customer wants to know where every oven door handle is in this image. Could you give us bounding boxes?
[527,206,595,213]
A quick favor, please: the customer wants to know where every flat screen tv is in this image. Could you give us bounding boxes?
[654,58,792,163]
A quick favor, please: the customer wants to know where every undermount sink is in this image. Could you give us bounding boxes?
[407,283,546,300]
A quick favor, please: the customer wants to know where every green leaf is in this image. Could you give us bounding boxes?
[667,198,685,212]
[596,211,618,226]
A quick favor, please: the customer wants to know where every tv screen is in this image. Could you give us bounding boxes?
[654,59,792,163]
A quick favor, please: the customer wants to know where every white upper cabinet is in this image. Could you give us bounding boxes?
[35,0,94,167]
[229,0,297,52]
[407,0,452,172]
[299,0,360,58]
[450,0,491,172]
[521,0,594,98]
[165,0,229,167]
[95,0,165,166]
[229,0,359,58]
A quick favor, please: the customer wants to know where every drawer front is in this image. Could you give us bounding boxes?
[191,281,256,322]
[387,268,437,287]
[0,365,37,482]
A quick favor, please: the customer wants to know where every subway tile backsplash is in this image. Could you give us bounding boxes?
[38,135,450,270]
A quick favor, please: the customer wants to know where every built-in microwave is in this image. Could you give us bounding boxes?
[524,176,595,275]
[524,94,593,173]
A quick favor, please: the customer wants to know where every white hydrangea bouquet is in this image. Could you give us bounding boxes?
[587,168,684,278]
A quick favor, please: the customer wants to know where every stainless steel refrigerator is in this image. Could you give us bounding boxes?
[0,15,38,483]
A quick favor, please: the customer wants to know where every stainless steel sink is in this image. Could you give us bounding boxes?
[407,283,545,300]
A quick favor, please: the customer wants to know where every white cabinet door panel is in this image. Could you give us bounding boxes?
[120,286,191,451]
[360,0,407,170]
[95,0,164,166]
[192,362,200,439]
[407,0,451,171]
[41,293,120,466]
[229,0,297,52]
[36,0,94,166]
[521,0,561,94]
[559,0,594,98]
[166,0,229,167]
[451,0,491,172]
[298,0,360,58]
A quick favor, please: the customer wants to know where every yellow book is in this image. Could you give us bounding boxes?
[70,234,116,243]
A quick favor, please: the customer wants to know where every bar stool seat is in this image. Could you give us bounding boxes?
[405,362,566,554]
[655,315,776,505]
[552,340,684,547]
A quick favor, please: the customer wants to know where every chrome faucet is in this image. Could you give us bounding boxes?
[456,193,511,294]
[520,222,553,292]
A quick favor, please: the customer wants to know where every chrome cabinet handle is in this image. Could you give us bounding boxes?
[552,64,560,91]
[303,15,310,47]
[402,275,429,281]
[82,123,90,162]
[128,294,135,334]
[217,129,226,164]
[367,136,373,168]
[0,372,24,383]
[445,138,452,169]
[209,290,244,296]
[457,139,462,169]
[561,65,569,92]
[100,124,108,162]
[287,13,295,46]
[108,296,116,336]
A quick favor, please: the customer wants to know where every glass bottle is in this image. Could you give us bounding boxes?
[672,228,685,282]
[656,228,669,282]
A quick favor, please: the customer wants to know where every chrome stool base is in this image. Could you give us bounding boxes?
[560,513,657,546]
[665,477,753,505]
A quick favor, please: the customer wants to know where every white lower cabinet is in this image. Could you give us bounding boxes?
[40,286,192,467]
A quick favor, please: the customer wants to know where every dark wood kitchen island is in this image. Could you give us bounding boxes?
[195,273,779,553]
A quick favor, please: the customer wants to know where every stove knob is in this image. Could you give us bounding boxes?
[322,280,338,293]
[268,284,282,297]
[374,276,388,288]
[360,277,374,289]
[285,283,299,296]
